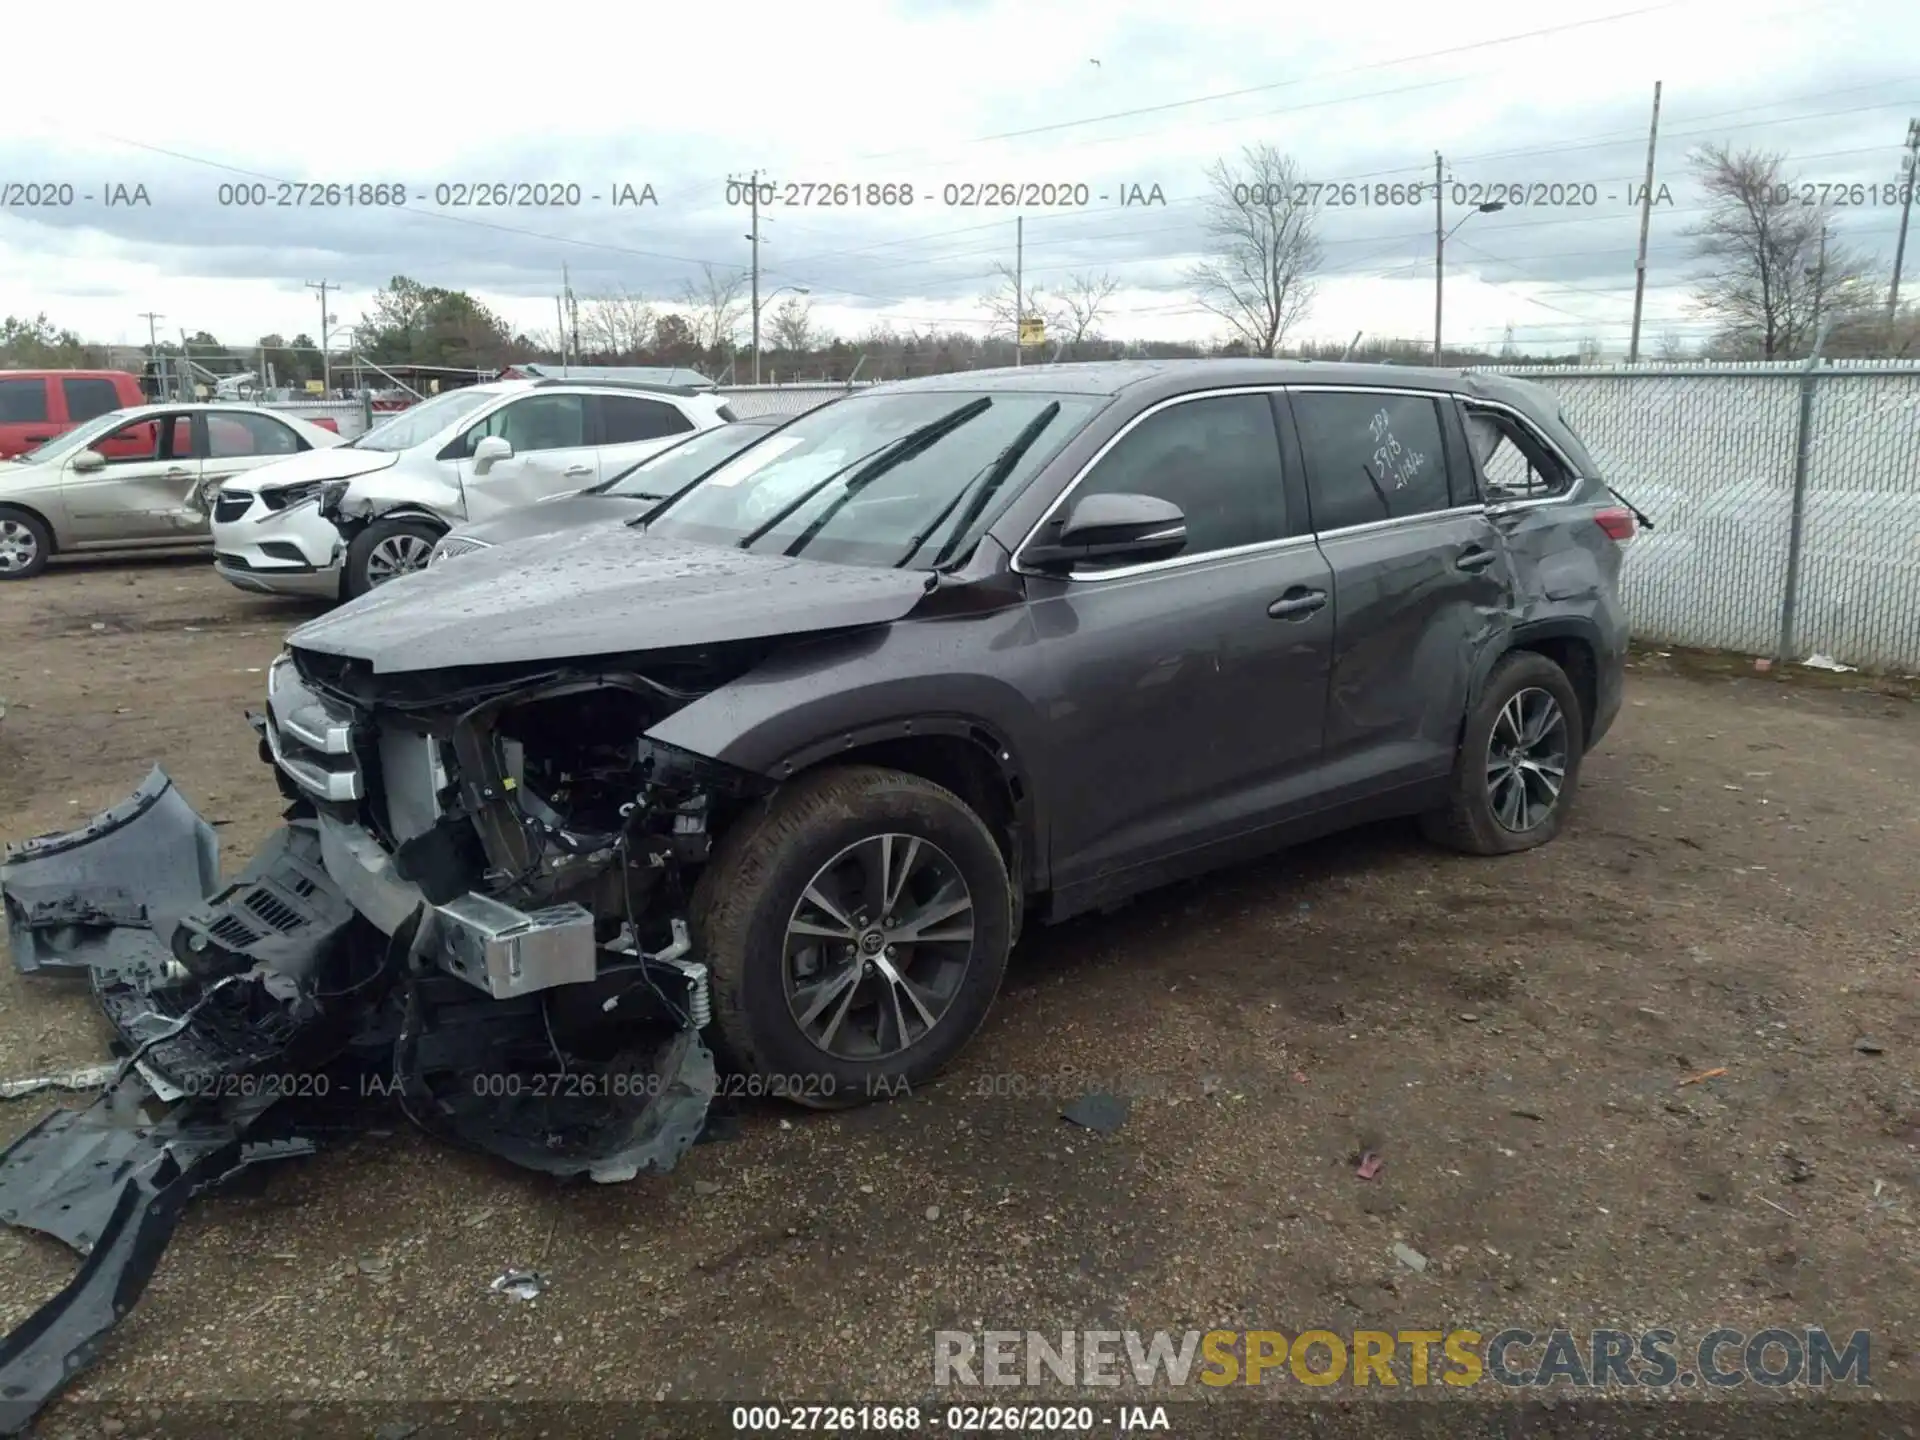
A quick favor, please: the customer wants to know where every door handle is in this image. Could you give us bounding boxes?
[1455,546,1499,572]
[1268,587,1328,619]
[563,465,594,478]
[22,434,51,443]
[164,466,191,477]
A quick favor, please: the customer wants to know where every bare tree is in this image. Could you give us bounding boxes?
[978,262,1049,344]
[578,287,656,358]
[1576,335,1604,365]
[1050,272,1121,354]
[1187,144,1321,356]
[1654,329,1691,362]
[769,293,816,351]
[1687,144,1875,359]
[677,264,748,356]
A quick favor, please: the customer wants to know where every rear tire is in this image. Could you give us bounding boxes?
[1422,650,1586,856]
[344,517,442,599]
[0,506,52,580]
[692,765,1013,1109]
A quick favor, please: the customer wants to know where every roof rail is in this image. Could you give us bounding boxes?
[530,376,705,397]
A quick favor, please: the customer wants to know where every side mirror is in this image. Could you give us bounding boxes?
[69,448,106,473]
[471,435,513,475]
[1021,492,1188,573]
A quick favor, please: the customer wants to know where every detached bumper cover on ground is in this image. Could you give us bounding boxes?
[0,768,719,1431]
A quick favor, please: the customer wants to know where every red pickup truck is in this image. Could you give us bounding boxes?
[0,370,147,459]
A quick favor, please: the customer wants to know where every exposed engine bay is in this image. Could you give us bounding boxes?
[0,642,776,1431]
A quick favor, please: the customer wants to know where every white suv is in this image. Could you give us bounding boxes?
[211,378,735,601]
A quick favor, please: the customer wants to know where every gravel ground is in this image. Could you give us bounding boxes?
[0,554,1915,1432]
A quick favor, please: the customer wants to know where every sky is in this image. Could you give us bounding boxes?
[2,0,1914,358]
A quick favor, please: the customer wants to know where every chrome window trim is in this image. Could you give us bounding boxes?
[1011,385,1305,583]
[1310,503,1491,542]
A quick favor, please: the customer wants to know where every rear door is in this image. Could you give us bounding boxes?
[200,411,310,502]
[453,392,598,518]
[1284,385,1519,790]
[61,412,205,543]
[589,392,698,476]
[0,376,55,457]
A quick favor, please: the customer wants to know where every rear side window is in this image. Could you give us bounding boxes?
[1465,407,1575,502]
[62,377,123,422]
[594,394,695,443]
[1070,393,1289,563]
[1291,391,1450,531]
[208,412,304,458]
[0,378,49,423]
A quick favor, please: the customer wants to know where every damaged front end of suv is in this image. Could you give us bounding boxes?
[0,634,788,1430]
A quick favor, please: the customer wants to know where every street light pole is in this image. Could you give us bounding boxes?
[1433,155,1505,366]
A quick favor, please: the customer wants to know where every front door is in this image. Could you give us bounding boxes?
[454,392,600,520]
[1023,390,1334,894]
[1284,386,1520,789]
[61,412,205,544]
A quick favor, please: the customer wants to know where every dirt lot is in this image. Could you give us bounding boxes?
[0,554,1916,1429]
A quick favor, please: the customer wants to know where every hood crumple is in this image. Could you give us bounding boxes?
[233,447,401,493]
[287,521,934,673]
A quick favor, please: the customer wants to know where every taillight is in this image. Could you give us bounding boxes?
[1594,506,1635,542]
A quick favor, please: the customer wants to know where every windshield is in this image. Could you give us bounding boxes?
[600,422,783,498]
[16,409,141,464]
[645,391,1098,568]
[349,388,496,452]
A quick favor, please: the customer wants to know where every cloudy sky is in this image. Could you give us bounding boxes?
[2,0,1913,357]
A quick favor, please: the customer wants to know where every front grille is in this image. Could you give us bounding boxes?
[213,492,253,523]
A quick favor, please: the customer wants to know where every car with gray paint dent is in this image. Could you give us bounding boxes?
[0,360,1632,1418]
[426,413,790,566]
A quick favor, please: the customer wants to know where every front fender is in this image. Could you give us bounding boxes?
[335,471,464,528]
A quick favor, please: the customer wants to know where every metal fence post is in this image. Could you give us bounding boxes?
[1774,321,1833,664]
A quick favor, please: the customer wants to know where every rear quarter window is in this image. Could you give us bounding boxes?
[0,377,50,423]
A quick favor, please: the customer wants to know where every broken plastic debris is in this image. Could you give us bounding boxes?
[1678,1066,1728,1086]
[1854,1037,1886,1055]
[1060,1092,1130,1134]
[1356,1151,1384,1181]
[1392,1242,1428,1273]
[0,1063,119,1101]
[489,1269,547,1302]
[1801,653,1855,672]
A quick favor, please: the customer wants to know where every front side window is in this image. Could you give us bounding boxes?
[1292,391,1451,531]
[1067,393,1288,566]
[463,394,588,454]
[62,377,122,422]
[595,394,694,443]
[94,414,193,464]
[648,390,1100,569]
[1465,408,1575,503]
[207,412,303,458]
[0,378,49,424]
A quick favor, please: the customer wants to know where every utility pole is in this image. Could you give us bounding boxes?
[305,281,332,394]
[1432,153,1444,364]
[563,263,580,365]
[1888,117,1920,325]
[555,294,568,367]
[1014,215,1025,368]
[747,170,763,385]
[1628,80,1664,363]
[139,311,164,397]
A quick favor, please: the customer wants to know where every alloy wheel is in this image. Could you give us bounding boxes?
[0,519,39,574]
[1485,686,1570,832]
[782,833,976,1061]
[364,533,435,586]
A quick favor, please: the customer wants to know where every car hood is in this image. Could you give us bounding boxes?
[235,447,401,493]
[452,492,647,547]
[288,521,935,673]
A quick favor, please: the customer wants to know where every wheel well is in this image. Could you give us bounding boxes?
[1512,634,1597,740]
[362,509,446,534]
[0,501,55,554]
[800,734,1024,876]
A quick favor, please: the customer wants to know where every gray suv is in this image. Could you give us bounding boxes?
[6,359,1632,1174]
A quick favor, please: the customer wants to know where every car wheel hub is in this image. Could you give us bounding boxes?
[1485,686,1569,833]
[365,533,435,585]
[783,833,975,1062]
[0,520,38,572]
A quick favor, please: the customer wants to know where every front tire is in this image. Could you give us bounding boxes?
[0,506,52,580]
[692,765,1013,1109]
[1422,650,1586,856]
[344,517,442,599]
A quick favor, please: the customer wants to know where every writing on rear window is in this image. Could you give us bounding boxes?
[1369,407,1429,490]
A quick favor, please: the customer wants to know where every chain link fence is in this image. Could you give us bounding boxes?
[1475,360,1920,672]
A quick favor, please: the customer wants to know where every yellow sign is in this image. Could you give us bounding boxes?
[304,379,325,394]
[1018,315,1046,346]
